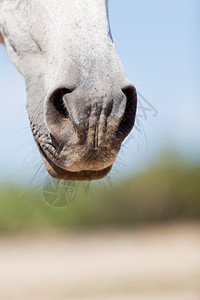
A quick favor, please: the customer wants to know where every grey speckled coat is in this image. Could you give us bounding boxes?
[0,0,137,181]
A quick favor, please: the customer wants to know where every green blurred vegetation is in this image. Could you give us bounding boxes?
[0,158,199,232]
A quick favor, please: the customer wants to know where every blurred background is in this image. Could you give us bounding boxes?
[0,0,199,299]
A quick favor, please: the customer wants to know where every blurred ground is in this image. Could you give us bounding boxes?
[0,222,199,300]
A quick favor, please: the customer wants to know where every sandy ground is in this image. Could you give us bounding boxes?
[0,222,199,300]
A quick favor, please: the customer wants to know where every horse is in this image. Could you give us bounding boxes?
[0,0,137,181]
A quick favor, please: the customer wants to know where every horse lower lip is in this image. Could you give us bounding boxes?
[44,155,112,181]
[37,143,112,180]
[49,158,113,180]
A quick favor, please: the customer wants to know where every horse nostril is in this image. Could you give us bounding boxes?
[51,88,73,119]
[116,86,137,140]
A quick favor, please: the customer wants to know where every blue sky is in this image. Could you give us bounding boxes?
[0,0,199,184]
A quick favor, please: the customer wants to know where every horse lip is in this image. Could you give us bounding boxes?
[48,139,119,172]
[43,153,113,181]
[54,152,116,172]
[36,138,112,180]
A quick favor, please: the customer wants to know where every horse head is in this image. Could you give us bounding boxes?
[0,0,137,180]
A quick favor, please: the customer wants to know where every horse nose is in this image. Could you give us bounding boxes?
[116,86,137,140]
[45,85,137,145]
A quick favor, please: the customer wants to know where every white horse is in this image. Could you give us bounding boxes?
[0,0,137,181]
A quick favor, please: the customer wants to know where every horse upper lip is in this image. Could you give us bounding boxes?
[42,150,113,181]
[36,137,113,180]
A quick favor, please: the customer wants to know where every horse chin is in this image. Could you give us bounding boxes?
[42,154,112,181]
